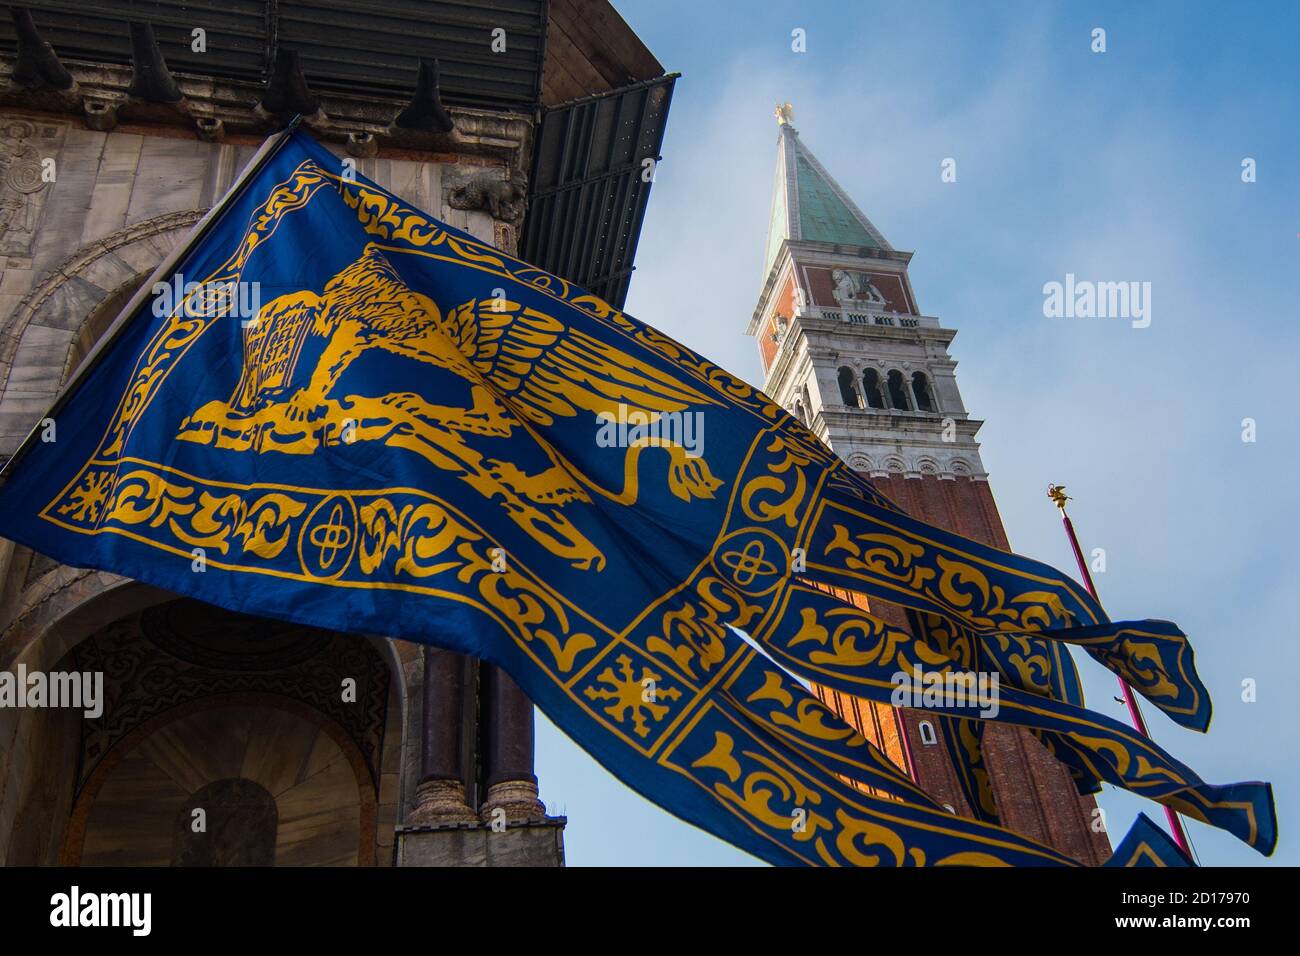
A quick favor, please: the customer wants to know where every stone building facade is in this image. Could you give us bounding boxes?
[0,1,671,866]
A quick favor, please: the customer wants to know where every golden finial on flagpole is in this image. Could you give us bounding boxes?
[1043,478,1194,858]
[1046,483,1071,512]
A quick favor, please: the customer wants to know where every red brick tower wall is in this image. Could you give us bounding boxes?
[811,474,1113,866]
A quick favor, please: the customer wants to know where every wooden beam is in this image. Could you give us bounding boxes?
[541,0,665,104]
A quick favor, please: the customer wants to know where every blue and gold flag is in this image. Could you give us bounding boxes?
[0,129,1270,865]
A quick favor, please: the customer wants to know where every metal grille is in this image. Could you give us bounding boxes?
[521,74,675,309]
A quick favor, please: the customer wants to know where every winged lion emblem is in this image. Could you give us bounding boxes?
[175,245,723,570]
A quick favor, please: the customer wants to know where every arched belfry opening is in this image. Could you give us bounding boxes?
[862,369,886,409]
[837,366,861,407]
[911,371,936,412]
[886,369,911,410]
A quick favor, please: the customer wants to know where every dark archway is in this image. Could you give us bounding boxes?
[52,599,391,866]
[887,370,911,410]
[173,778,278,867]
[837,366,861,407]
[911,371,935,412]
[862,369,885,409]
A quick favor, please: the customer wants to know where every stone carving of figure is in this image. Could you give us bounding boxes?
[860,276,886,305]
[447,171,527,223]
[0,120,48,246]
[830,268,886,308]
[831,269,857,307]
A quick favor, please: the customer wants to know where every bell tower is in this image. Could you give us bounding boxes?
[751,106,1112,864]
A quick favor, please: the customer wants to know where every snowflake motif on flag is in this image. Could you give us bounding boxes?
[59,470,113,523]
[584,655,681,737]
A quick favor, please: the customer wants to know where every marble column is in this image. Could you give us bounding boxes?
[908,376,925,412]
[407,647,478,824]
[479,663,546,822]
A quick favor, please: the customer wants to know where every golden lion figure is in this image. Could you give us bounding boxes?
[177,245,723,570]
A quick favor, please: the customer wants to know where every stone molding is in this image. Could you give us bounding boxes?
[0,209,204,455]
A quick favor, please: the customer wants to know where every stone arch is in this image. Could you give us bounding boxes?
[62,271,151,382]
[916,457,940,477]
[861,367,885,409]
[174,778,279,866]
[836,365,862,407]
[0,210,205,454]
[0,580,410,867]
[950,458,973,478]
[845,452,873,472]
[62,694,377,866]
[911,370,937,413]
[0,572,161,672]
[885,369,912,410]
[0,576,161,864]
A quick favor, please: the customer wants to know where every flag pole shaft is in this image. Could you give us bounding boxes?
[1053,500,1193,856]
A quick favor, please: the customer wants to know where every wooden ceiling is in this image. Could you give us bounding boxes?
[543,0,663,106]
[3,1,667,111]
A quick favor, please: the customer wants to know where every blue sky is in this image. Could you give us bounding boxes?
[534,0,1300,866]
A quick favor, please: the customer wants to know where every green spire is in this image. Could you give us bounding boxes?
[794,150,879,247]
[763,153,790,284]
[762,113,891,282]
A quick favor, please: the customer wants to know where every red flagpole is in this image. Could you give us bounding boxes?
[1046,485,1193,857]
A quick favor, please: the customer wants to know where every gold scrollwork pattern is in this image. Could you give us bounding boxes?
[817,511,1080,634]
[56,464,305,559]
